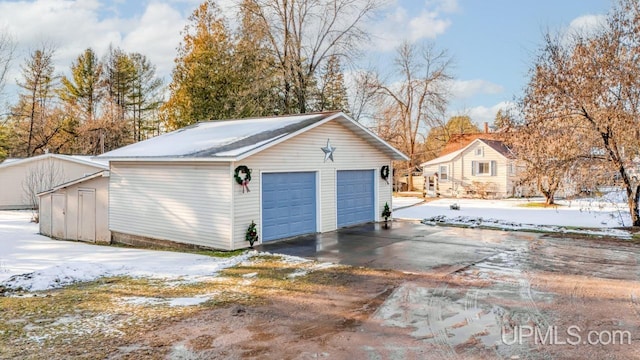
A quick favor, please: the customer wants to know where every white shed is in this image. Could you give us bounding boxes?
[99,111,408,250]
[0,154,108,209]
[38,171,110,243]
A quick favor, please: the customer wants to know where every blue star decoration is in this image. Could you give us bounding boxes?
[321,139,336,162]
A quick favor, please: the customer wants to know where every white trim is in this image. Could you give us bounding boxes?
[37,170,109,196]
[229,162,236,250]
[107,157,236,163]
[237,112,343,161]
[104,112,409,163]
[334,167,338,230]
[316,171,322,232]
[77,188,96,243]
[421,138,509,167]
[258,170,263,247]
[0,153,108,170]
[373,168,379,222]
[259,170,319,242]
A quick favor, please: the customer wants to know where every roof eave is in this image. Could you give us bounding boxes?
[105,156,237,163]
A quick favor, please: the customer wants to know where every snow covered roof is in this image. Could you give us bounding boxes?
[99,111,409,161]
[421,138,512,167]
[38,170,109,196]
[0,153,108,170]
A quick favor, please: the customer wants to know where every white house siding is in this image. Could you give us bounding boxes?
[424,142,512,198]
[0,157,103,209]
[231,121,392,249]
[462,142,509,196]
[39,175,110,243]
[109,162,232,249]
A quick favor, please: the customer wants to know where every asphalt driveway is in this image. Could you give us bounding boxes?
[257,220,541,273]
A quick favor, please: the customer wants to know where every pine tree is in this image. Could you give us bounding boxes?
[13,46,58,156]
[162,0,236,129]
[59,48,103,123]
[128,53,163,141]
[103,46,136,124]
[316,55,349,112]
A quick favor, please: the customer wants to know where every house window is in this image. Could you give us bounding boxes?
[475,147,483,156]
[472,160,497,176]
[439,165,448,181]
[478,162,490,175]
[509,162,516,176]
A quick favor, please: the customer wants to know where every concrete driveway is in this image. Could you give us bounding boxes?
[257,220,541,273]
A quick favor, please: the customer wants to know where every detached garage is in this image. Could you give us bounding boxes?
[0,153,108,209]
[39,170,110,243]
[99,111,408,250]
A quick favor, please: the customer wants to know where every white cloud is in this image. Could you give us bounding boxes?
[121,3,185,79]
[449,79,503,99]
[368,0,458,52]
[456,101,515,127]
[0,0,191,96]
[568,14,606,35]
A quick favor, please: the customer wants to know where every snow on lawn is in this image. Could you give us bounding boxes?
[0,211,253,292]
[392,196,424,209]
[394,196,633,238]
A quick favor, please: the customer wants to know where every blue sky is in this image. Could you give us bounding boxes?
[0,0,611,125]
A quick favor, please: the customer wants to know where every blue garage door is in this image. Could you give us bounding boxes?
[262,172,316,242]
[337,170,375,227]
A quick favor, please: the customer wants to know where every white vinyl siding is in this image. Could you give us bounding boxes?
[233,121,391,249]
[39,175,110,244]
[471,160,496,176]
[422,140,511,197]
[439,165,448,181]
[109,162,232,249]
[0,157,104,209]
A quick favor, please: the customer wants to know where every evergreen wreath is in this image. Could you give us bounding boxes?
[234,165,252,192]
[246,220,258,248]
[380,165,390,183]
[234,165,251,184]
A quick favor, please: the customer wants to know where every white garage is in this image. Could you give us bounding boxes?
[99,111,408,250]
[39,171,110,244]
[0,153,107,210]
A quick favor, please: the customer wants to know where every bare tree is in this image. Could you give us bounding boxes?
[0,30,15,101]
[243,0,383,114]
[369,42,453,190]
[22,156,65,221]
[521,0,640,224]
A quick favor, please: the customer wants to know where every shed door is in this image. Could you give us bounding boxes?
[78,190,96,242]
[337,170,375,227]
[51,194,66,239]
[262,172,316,242]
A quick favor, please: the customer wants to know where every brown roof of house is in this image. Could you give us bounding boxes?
[438,132,502,157]
[479,138,513,158]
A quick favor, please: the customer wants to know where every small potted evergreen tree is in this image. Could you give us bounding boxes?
[382,202,392,228]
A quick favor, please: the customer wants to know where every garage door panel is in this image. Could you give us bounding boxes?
[337,170,375,227]
[262,172,316,242]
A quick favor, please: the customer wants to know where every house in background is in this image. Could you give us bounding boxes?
[39,170,110,243]
[422,138,518,198]
[0,153,108,209]
[95,111,408,250]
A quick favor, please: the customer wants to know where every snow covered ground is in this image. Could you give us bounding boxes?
[394,195,633,238]
[0,211,253,292]
[392,196,425,209]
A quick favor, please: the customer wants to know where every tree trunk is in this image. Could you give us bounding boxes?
[630,184,640,227]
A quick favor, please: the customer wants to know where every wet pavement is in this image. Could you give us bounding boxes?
[257,220,541,274]
[259,221,640,359]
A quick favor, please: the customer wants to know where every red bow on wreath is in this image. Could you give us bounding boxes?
[241,178,250,193]
[234,165,252,193]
